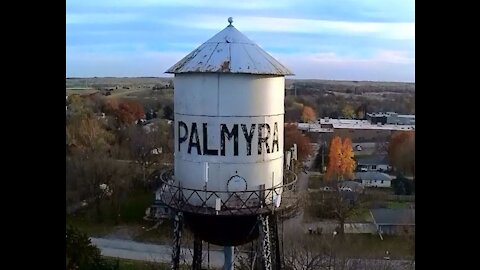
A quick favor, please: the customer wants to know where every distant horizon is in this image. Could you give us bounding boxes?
[65,76,415,84]
[67,0,414,82]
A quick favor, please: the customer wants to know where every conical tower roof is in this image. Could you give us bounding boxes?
[166,18,294,75]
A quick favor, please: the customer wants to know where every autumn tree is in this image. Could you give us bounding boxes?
[285,101,303,122]
[285,124,313,163]
[302,105,316,122]
[67,94,94,118]
[102,98,119,114]
[102,98,145,126]
[340,138,356,179]
[118,100,145,125]
[325,136,356,181]
[388,131,415,176]
[355,102,369,120]
[341,104,355,119]
[323,137,362,234]
[66,116,114,155]
[66,94,116,155]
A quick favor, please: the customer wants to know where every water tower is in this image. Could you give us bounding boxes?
[157,17,298,270]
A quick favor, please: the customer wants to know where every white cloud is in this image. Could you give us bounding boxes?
[66,49,414,82]
[373,50,415,64]
[67,0,290,10]
[169,15,414,40]
[65,0,415,81]
[303,50,414,65]
[274,52,415,82]
[66,13,141,24]
[66,50,184,77]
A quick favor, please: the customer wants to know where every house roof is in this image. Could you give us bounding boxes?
[297,121,415,132]
[338,180,364,192]
[354,172,392,181]
[370,208,415,225]
[166,18,293,75]
[356,155,389,166]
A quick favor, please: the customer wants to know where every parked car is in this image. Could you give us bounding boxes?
[320,186,333,192]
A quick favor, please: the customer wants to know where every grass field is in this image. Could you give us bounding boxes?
[66,189,172,243]
[336,234,413,259]
[286,233,414,260]
[103,257,171,270]
[66,88,99,95]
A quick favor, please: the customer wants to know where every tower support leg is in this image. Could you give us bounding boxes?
[270,214,282,270]
[171,212,183,270]
[259,214,272,270]
[193,233,203,270]
[223,246,234,270]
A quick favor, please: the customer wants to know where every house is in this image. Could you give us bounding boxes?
[297,118,414,142]
[354,171,393,188]
[370,208,415,236]
[356,154,390,172]
[353,142,377,155]
[367,112,415,126]
[338,181,364,205]
[338,180,364,193]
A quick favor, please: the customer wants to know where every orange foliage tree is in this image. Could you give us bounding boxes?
[103,98,145,126]
[301,105,316,122]
[117,100,145,124]
[388,131,415,176]
[325,136,356,181]
[66,117,114,152]
[284,124,313,163]
[102,98,119,113]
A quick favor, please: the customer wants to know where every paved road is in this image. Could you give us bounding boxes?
[91,237,226,268]
[283,144,318,233]
[92,237,414,269]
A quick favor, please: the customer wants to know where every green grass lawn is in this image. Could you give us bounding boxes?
[337,234,414,259]
[66,215,116,237]
[103,257,171,270]
[103,257,195,270]
[346,207,372,222]
[300,233,414,260]
[67,189,158,238]
[387,201,410,209]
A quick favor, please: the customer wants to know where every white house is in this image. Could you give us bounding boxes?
[354,172,393,188]
[356,155,391,172]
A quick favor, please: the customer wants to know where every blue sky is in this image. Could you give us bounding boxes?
[66,0,415,82]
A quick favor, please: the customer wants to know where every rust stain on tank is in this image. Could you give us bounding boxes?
[165,24,293,75]
[220,60,230,72]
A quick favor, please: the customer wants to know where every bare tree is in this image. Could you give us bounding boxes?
[283,232,343,270]
[282,232,413,270]
[126,123,171,183]
[66,153,130,221]
[310,184,366,236]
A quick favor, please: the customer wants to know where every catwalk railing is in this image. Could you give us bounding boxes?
[154,169,298,216]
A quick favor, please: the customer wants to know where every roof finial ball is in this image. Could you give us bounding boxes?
[228,17,233,26]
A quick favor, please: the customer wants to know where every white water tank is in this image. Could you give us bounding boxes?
[166,18,293,207]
